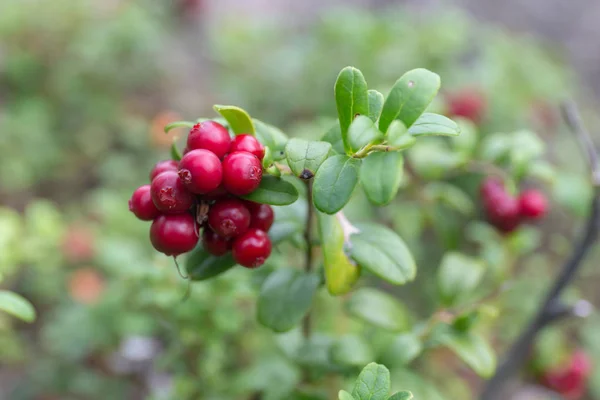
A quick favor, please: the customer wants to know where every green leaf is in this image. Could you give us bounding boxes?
[368,90,384,122]
[379,68,441,133]
[0,290,36,323]
[438,327,496,378]
[254,119,288,156]
[452,117,478,155]
[380,333,422,367]
[351,362,391,400]
[339,390,356,400]
[437,252,486,306]
[285,138,332,179]
[317,211,360,295]
[407,113,460,137]
[163,120,194,133]
[423,182,474,215]
[350,224,416,285]
[322,123,345,154]
[313,155,361,214]
[241,175,299,205]
[170,140,182,161]
[330,335,374,368]
[346,288,412,332]
[335,67,369,153]
[360,152,403,206]
[347,115,383,153]
[213,104,255,135]
[270,200,307,245]
[186,246,237,280]
[387,120,416,150]
[257,269,320,332]
[388,392,413,400]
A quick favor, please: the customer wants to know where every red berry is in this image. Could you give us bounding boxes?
[232,229,271,268]
[541,351,591,400]
[229,134,265,160]
[129,185,160,221]
[246,202,274,231]
[150,214,198,256]
[480,177,505,200]
[150,160,178,181]
[446,89,486,124]
[222,151,263,196]
[485,193,521,233]
[151,171,195,213]
[518,189,548,220]
[187,121,231,159]
[178,149,223,194]
[202,228,230,256]
[203,185,229,201]
[208,198,251,239]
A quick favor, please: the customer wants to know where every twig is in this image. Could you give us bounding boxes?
[480,101,600,399]
[302,180,315,339]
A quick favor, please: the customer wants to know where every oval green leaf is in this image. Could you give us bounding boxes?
[330,335,374,368]
[285,138,332,179]
[438,327,497,378]
[241,175,299,205]
[347,115,383,153]
[213,104,255,135]
[257,269,320,332]
[379,333,422,368]
[407,113,460,137]
[360,152,403,206]
[346,288,412,332]
[0,290,36,323]
[352,362,391,400]
[379,68,441,133]
[388,392,413,400]
[185,245,237,281]
[313,155,361,214]
[368,90,384,122]
[339,390,356,400]
[350,224,416,285]
[322,123,345,154]
[437,252,485,306]
[335,67,369,153]
[254,119,289,156]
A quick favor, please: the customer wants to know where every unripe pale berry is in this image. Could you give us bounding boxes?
[150,160,179,181]
[232,229,271,268]
[208,198,251,239]
[246,201,274,231]
[129,185,160,221]
[178,149,223,194]
[187,121,231,159]
[229,134,265,160]
[222,151,262,196]
[518,189,548,220]
[150,214,198,256]
[202,228,230,256]
[151,171,195,213]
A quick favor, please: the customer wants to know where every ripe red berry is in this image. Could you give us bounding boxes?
[541,351,591,400]
[222,151,263,196]
[178,149,223,194]
[202,228,230,256]
[246,202,274,231]
[150,214,198,256]
[518,189,548,220]
[232,229,272,268]
[203,185,229,201]
[187,121,231,159]
[151,171,195,213]
[484,193,521,233]
[150,160,178,181]
[129,185,160,221]
[446,89,486,124]
[229,134,265,160]
[208,198,251,239]
[480,177,504,200]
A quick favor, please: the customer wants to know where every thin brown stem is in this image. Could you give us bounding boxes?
[302,180,315,340]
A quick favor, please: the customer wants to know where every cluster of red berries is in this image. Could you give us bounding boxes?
[128,121,273,268]
[480,177,548,233]
[541,351,591,400]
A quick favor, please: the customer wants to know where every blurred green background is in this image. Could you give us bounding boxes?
[1,0,600,399]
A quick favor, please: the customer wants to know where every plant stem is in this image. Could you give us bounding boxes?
[480,101,600,399]
[302,179,315,339]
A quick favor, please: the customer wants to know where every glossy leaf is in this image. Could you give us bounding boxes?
[0,290,35,323]
[346,288,411,332]
[285,138,332,179]
[387,120,416,149]
[331,335,374,367]
[257,269,320,332]
[347,115,383,153]
[350,224,416,285]
[213,104,255,135]
[254,119,288,156]
[335,67,369,152]
[388,392,413,400]
[317,211,360,295]
[379,68,441,133]
[186,246,237,281]
[351,362,391,400]
[241,175,299,205]
[437,252,485,306]
[438,328,496,378]
[360,152,403,205]
[322,123,345,154]
[163,120,194,133]
[407,113,460,137]
[368,90,384,122]
[313,155,361,214]
[339,390,356,400]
